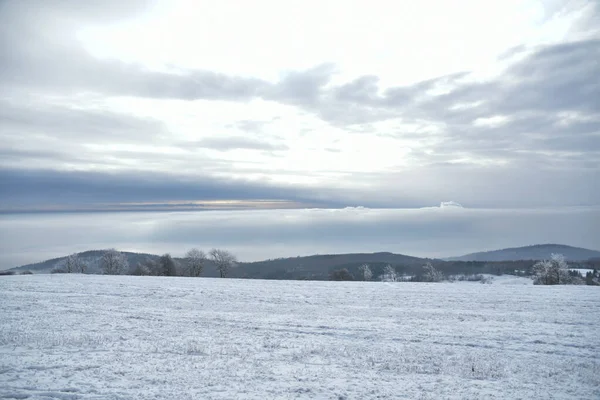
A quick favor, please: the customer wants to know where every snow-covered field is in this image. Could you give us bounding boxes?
[1,275,598,399]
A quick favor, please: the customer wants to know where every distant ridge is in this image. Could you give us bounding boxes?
[10,250,160,274]
[7,250,432,277]
[6,244,599,278]
[445,244,600,262]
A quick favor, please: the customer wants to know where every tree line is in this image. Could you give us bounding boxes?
[52,248,237,278]
[330,262,446,282]
[330,255,599,285]
[48,250,600,285]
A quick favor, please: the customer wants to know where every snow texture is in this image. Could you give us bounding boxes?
[1,275,598,399]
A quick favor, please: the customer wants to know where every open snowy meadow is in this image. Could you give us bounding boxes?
[1,275,598,400]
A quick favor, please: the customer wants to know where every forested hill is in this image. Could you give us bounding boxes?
[11,250,160,274]
[446,244,600,262]
[238,252,432,280]
[6,245,600,280]
[8,251,432,279]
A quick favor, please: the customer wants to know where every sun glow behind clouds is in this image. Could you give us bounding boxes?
[67,0,585,185]
[78,0,550,86]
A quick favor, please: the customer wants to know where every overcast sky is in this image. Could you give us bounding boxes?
[0,0,598,264]
[1,0,598,210]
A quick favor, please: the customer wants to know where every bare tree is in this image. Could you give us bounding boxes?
[209,248,237,278]
[423,262,444,282]
[185,248,207,277]
[359,264,373,281]
[101,249,128,275]
[65,252,86,273]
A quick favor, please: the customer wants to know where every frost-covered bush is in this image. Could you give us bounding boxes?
[451,274,490,283]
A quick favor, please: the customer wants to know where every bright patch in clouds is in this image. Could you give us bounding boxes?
[78,0,551,85]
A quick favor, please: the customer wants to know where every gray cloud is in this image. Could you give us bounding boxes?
[0,97,167,143]
[266,64,336,106]
[182,136,288,152]
[0,1,268,100]
[228,119,276,133]
[0,168,344,211]
[3,0,597,131]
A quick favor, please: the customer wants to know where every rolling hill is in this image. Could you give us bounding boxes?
[445,244,600,262]
[6,244,599,279]
[7,250,433,280]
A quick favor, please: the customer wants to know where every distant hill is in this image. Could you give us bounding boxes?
[7,244,599,280]
[237,252,433,280]
[8,250,433,279]
[445,244,600,262]
[11,250,161,274]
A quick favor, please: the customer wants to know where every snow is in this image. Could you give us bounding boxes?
[571,268,593,275]
[1,275,599,399]
[481,274,533,285]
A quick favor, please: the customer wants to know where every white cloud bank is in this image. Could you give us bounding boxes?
[440,201,464,208]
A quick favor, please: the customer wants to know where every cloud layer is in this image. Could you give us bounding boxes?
[0,1,598,212]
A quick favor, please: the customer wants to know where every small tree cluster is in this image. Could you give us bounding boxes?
[101,249,128,275]
[65,252,86,273]
[533,253,582,285]
[585,269,599,285]
[185,248,207,277]
[330,268,354,281]
[159,253,177,276]
[104,248,236,278]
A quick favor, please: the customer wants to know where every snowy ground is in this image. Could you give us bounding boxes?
[479,275,533,285]
[1,276,598,399]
